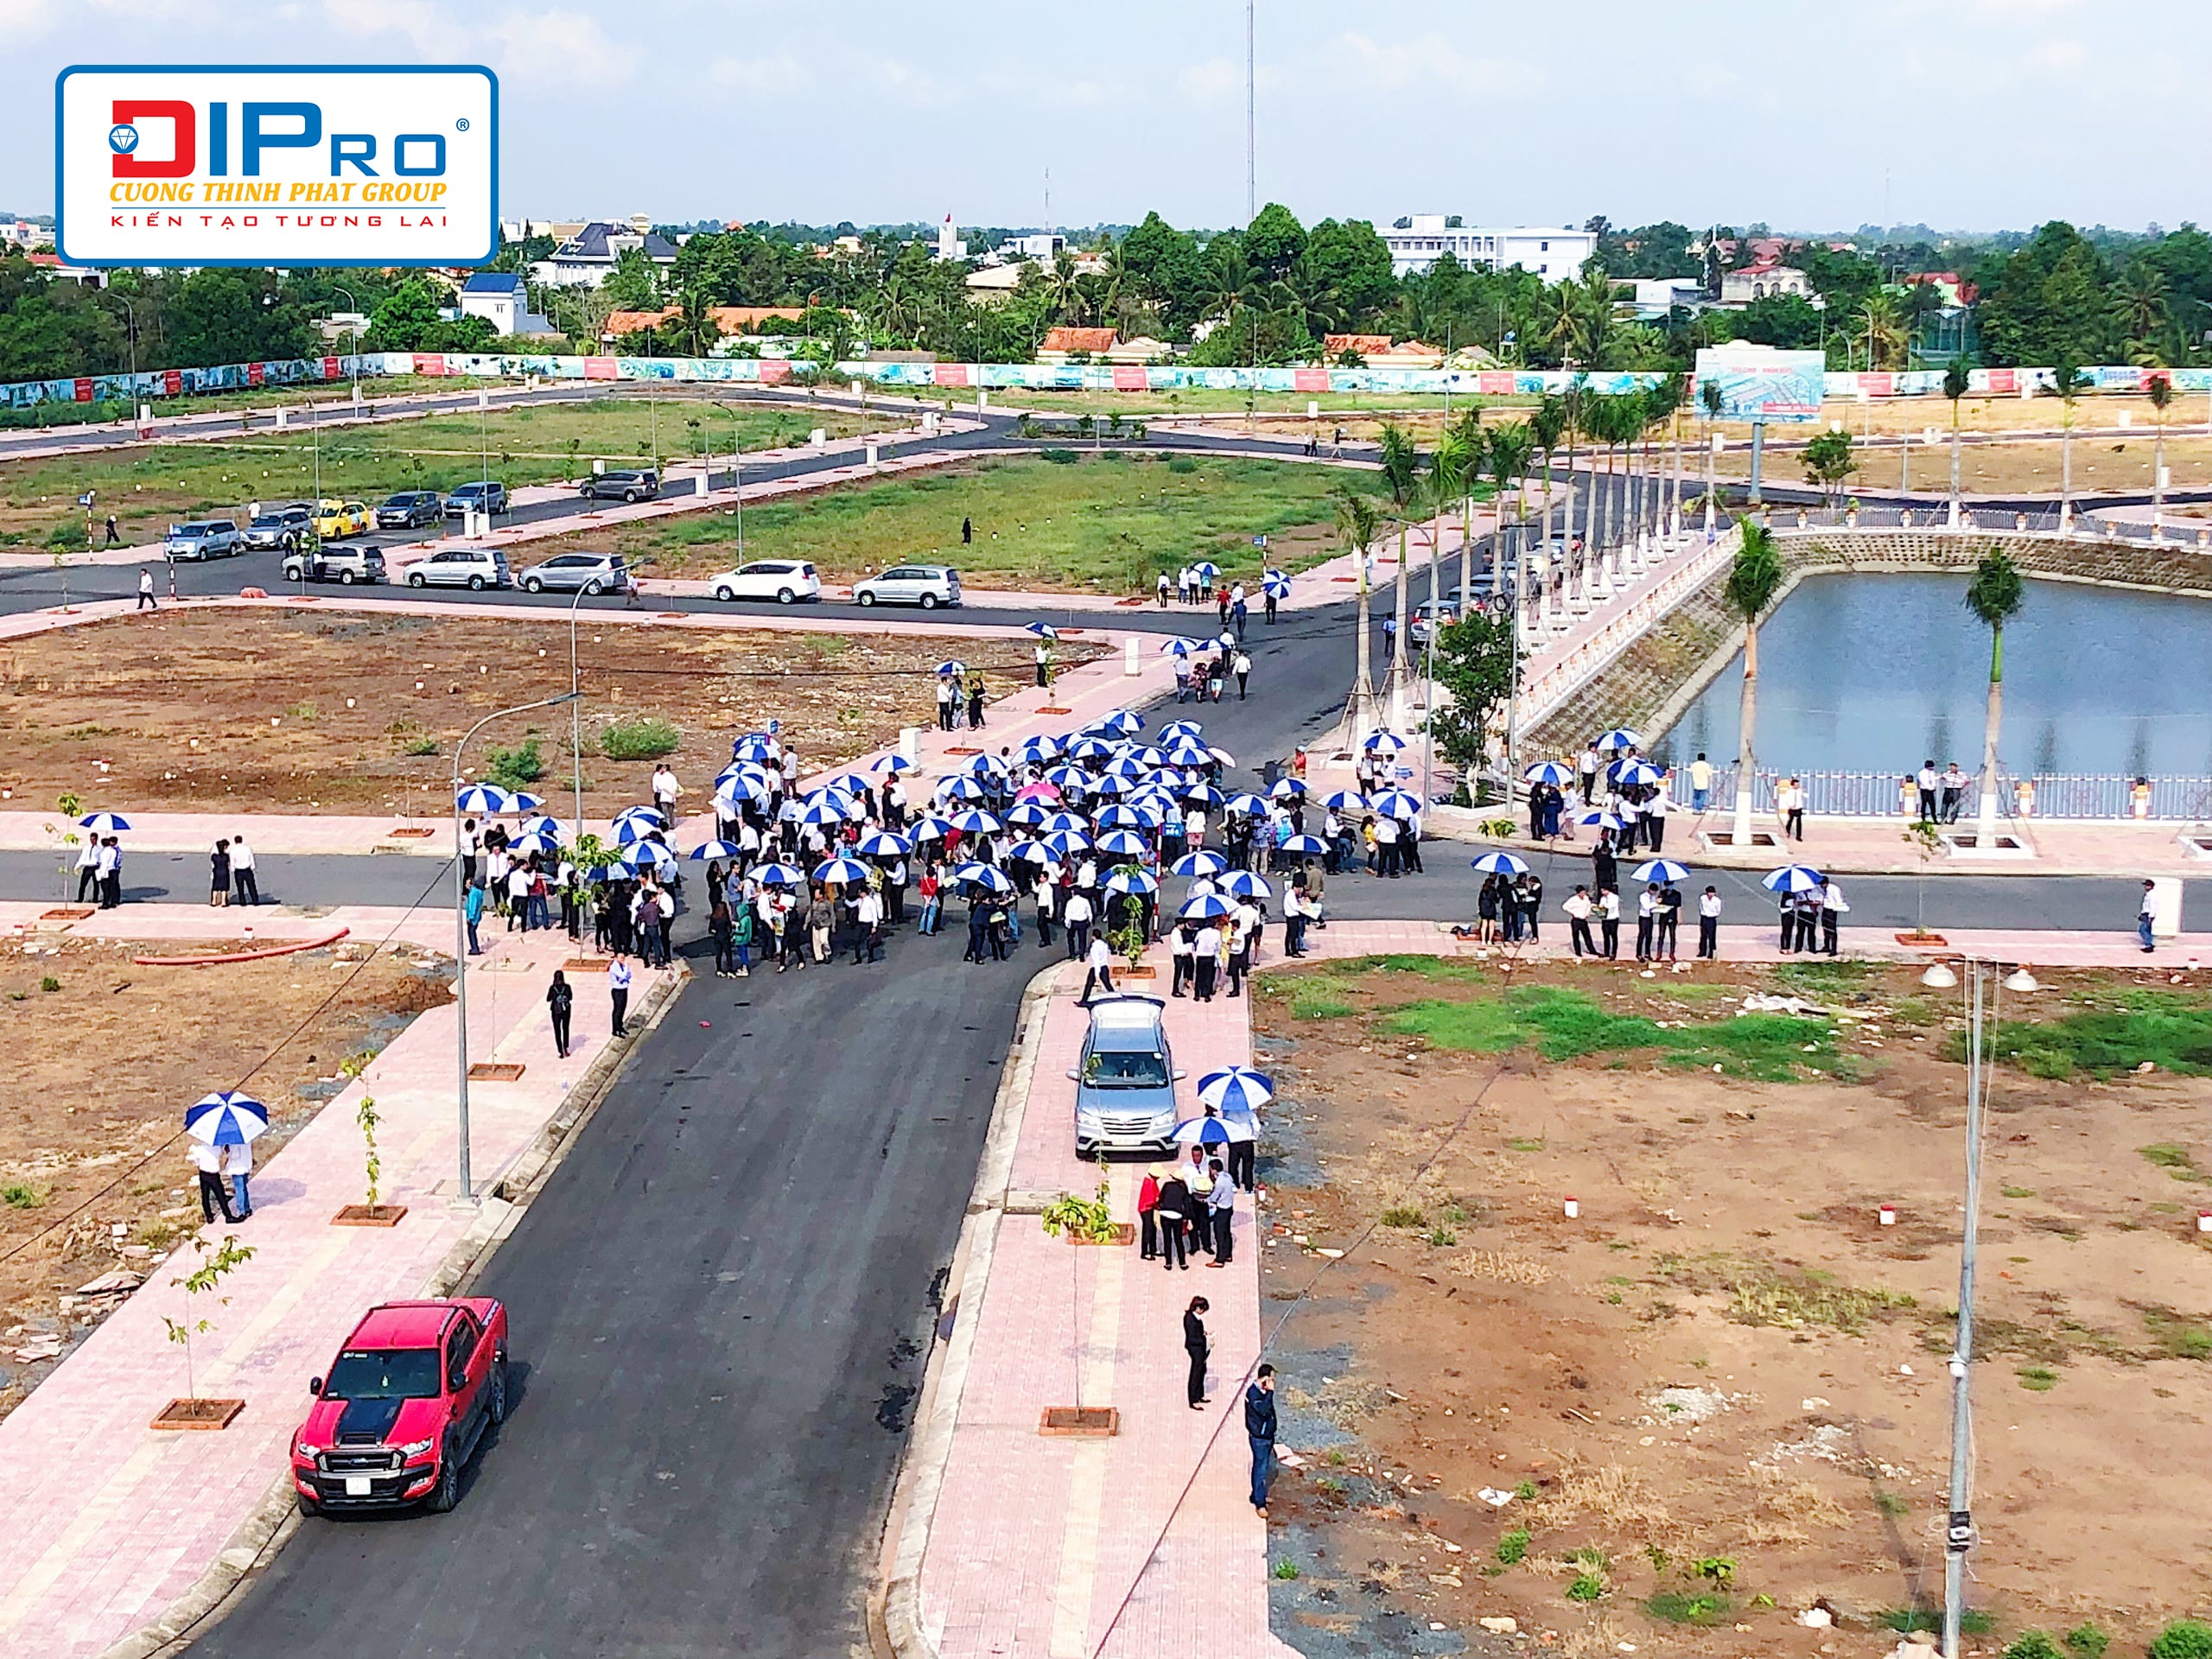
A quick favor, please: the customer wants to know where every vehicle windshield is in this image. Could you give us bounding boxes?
[1082,1048,1169,1086]
[251,516,283,527]
[323,1347,442,1400]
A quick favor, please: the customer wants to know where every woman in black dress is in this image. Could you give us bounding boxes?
[1182,1295,1211,1408]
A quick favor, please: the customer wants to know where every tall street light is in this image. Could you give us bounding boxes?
[710,400,746,561]
[1942,957,1995,1659]
[450,690,579,1202]
[331,283,361,400]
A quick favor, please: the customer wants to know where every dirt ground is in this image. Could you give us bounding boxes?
[0,932,449,1420]
[1250,955,2212,1659]
[0,610,1094,816]
[1712,429,2212,501]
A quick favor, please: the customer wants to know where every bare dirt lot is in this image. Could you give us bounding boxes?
[1713,429,2212,502]
[0,609,1092,816]
[1251,954,2212,1659]
[0,932,449,1420]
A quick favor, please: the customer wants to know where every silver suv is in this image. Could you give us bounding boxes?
[282,545,385,585]
[520,552,631,595]
[164,520,243,560]
[1068,995,1183,1155]
[852,563,961,609]
[406,547,513,589]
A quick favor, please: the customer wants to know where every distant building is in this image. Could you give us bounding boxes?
[1105,336,1171,365]
[1625,277,1708,318]
[1382,215,1594,281]
[603,304,810,344]
[0,219,48,251]
[1323,333,1395,361]
[935,215,968,262]
[996,232,1065,264]
[23,251,103,287]
[315,310,372,344]
[529,221,680,289]
[965,262,1031,300]
[1903,270,1978,307]
[1719,262,1814,305]
[457,272,558,337]
[1037,326,1117,362]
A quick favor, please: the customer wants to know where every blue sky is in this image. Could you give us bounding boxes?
[1,0,2193,233]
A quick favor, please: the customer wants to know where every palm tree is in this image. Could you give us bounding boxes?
[1539,283,1586,367]
[1334,486,1384,736]
[1858,289,1907,371]
[1643,374,1686,540]
[1527,394,1567,589]
[1964,550,2025,842]
[1485,421,1535,601]
[1942,359,1972,526]
[2112,264,2172,363]
[1724,522,1787,845]
[1446,404,1484,601]
[667,287,721,358]
[2050,358,2087,527]
[1375,423,1422,707]
[2148,372,2175,540]
[1700,375,1725,533]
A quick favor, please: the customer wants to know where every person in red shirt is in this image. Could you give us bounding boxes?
[1138,1166,1162,1260]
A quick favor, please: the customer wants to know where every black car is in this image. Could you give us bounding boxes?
[578,469,660,504]
[376,490,443,529]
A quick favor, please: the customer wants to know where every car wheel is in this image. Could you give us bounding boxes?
[468,575,487,591]
[776,588,794,605]
[296,1493,319,1519]
[918,593,938,609]
[340,570,355,585]
[714,586,735,602]
[425,1442,461,1513]
[408,572,427,588]
[583,579,603,595]
[487,1357,510,1426]
[623,491,639,504]
[857,591,876,607]
[524,576,544,594]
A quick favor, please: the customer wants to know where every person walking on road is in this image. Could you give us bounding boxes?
[1233,648,1252,700]
[608,956,632,1038]
[1078,931,1116,1004]
[1182,1295,1211,1408]
[2140,880,2159,952]
[1246,1364,1279,1515]
[230,832,259,906]
[547,969,575,1058]
[137,569,156,610]
[104,513,121,547]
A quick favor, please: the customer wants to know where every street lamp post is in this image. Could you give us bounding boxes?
[331,283,360,400]
[1942,959,1993,1659]
[449,691,579,1203]
[710,400,746,560]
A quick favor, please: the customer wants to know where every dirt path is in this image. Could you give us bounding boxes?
[1250,955,2212,1658]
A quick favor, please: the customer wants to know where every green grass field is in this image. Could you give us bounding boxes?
[1,396,868,547]
[577,452,1389,590]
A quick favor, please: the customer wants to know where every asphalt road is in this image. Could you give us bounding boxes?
[188,922,1030,1659]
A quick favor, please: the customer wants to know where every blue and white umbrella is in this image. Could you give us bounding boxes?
[689,838,741,861]
[1173,1114,1233,1147]
[1157,721,1206,741]
[792,798,848,826]
[1612,760,1664,789]
[1018,734,1064,764]
[1127,802,1171,830]
[1263,575,1293,601]
[814,856,872,886]
[507,791,545,814]
[1362,730,1407,753]
[1632,858,1692,883]
[751,861,806,886]
[1370,789,1423,819]
[1470,851,1530,875]
[854,830,912,858]
[950,809,1003,836]
[1094,829,1150,857]
[1595,728,1641,752]
[1268,777,1307,800]
[1189,561,1220,581]
[908,814,956,841]
[730,734,778,762]
[954,862,1014,893]
[613,804,665,829]
[1224,792,1269,817]
[1179,893,1236,920]
[1522,760,1578,786]
[1023,621,1058,639]
[1040,810,1090,835]
[1319,789,1368,812]
[620,842,676,874]
[1092,709,1145,737]
[1160,637,1198,658]
[715,776,771,806]
[1043,766,1091,791]
[509,830,561,859]
[185,1091,269,1147]
[1041,830,1090,858]
[77,811,131,834]
[1219,870,1272,899]
[520,813,566,839]
[1089,773,1129,798]
[1171,849,1230,878]
[454,783,516,814]
[963,751,1010,776]
[1279,834,1330,855]
[1004,839,1052,864]
[613,818,665,846]
[1577,809,1625,831]
[1093,804,1142,829]
[1005,801,1053,829]
[1103,756,1150,781]
[934,659,967,677]
[1181,783,1226,809]
[1196,1065,1274,1116]
[872,753,916,774]
[1104,868,1160,896]
[937,775,989,803]
[1763,863,1827,893]
[1066,736,1116,761]
[823,771,873,796]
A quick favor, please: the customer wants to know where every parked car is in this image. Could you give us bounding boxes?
[1409,598,1459,647]
[242,506,313,552]
[445,481,510,518]
[163,519,243,560]
[291,1298,508,1516]
[709,559,821,604]
[1069,995,1184,1156]
[577,469,659,503]
[282,545,385,585]
[520,551,631,595]
[852,563,961,609]
[406,547,512,589]
[375,490,443,529]
[311,499,371,539]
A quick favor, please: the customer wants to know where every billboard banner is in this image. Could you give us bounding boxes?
[1693,347,1825,423]
[57,64,496,267]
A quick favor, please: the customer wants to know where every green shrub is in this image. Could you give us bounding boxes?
[2151,1621,2212,1659]
[1272,1560,1300,1580]
[38,976,59,994]
[485,737,545,787]
[1648,1591,1731,1624]
[1039,448,1079,464]
[1379,1206,1425,1229]
[3,1182,43,1210]
[400,734,438,757]
[1496,1528,1529,1565]
[1166,456,1198,474]
[1566,1573,1605,1603]
[598,717,680,761]
[2063,1624,2109,1658]
[46,522,85,549]
[2005,1634,2063,1659]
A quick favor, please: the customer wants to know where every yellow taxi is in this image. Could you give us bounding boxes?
[311,499,371,539]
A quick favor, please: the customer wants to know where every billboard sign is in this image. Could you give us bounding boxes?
[1693,346,1826,423]
[57,65,497,267]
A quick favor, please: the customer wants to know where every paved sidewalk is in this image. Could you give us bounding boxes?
[0,905,678,1659]
[905,947,1295,1659]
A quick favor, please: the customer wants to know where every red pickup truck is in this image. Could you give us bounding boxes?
[292,1298,509,1516]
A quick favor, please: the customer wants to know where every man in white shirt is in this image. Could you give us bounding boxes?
[1563,884,1595,957]
[229,832,259,906]
[852,887,885,963]
[652,764,683,823]
[1916,761,1939,824]
[1636,883,1660,961]
[1819,878,1847,957]
[608,956,632,1036]
[1697,886,1723,959]
[1192,923,1223,1001]
[1372,812,1400,878]
[74,836,100,904]
[1184,805,1205,847]
[1645,785,1670,854]
[1079,932,1116,1005]
[1281,886,1308,957]
[1063,889,1095,962]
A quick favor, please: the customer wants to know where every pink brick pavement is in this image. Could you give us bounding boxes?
[0,905,676,1658]
[916,949,1298,1659]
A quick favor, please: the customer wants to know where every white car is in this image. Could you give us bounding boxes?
[405,547,513,590]
[710,559,821,604]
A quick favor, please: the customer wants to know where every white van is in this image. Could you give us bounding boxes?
[407,548,513,590]
[1068,995,1184,1155]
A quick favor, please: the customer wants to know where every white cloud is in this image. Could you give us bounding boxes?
[866,57,951,109]
[322,0,448,51]
[708,53,811,96]
[0,0,54,35]
[480,8,641,88]
[1179,56,1241,99]
[1330,30,1538,94]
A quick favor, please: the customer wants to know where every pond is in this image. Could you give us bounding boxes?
[1657,571,2212,777]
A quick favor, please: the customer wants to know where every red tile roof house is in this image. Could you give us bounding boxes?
[1036,326,1118,362]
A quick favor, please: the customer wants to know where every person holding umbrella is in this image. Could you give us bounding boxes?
[186,1091,265,1224]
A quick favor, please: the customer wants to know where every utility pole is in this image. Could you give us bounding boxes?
[1943,962,1990,1659]
[1245,0,1256,226]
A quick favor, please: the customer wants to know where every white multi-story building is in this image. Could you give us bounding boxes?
[934,215,968,262]
[1381,215,1595,282]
